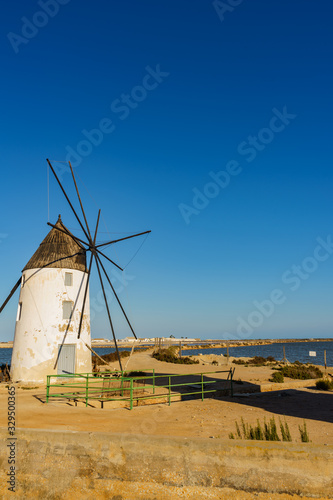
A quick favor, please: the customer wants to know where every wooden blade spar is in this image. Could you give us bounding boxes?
[96,248,123,271]
[95,257,123,371]
[69,161,93,242]
[0,278,22,314]
[77,252,94,340]
[45,158,151,359]
[77,210,100,339]
[47,222,88,249]
[46,159,91,242]
[96,230,151,248]
[95,253,137,340]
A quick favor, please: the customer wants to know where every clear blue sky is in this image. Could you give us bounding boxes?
[1,0,332,341]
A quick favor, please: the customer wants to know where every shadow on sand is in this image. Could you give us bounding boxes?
[223,387,333,424]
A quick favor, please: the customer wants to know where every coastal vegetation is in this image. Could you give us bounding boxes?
[153,347,199,365]
[233,356,276,366]
[298,421,310,442]
[232,356,323,381]
[229,417,310,443]
[270,371,284,383]
[0,363,10,382]
[92,350,131,367]
[315,379,333,391]
[276,363,323,380]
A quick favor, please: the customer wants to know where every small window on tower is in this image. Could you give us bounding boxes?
[16,303,22,321]
[62,301,73,320]
[65,272,73,286]
[21,275,25,287]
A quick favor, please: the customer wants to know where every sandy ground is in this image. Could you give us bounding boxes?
[0,349,332,446]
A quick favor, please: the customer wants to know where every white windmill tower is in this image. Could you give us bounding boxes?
[9,215,92,383]
[0,159,150,384]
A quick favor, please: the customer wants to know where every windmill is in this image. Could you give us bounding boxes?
[0,159,150,382]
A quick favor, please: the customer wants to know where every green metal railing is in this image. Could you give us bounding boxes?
[46,368,234,409]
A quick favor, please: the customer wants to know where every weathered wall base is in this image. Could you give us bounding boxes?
[1,428,332,499]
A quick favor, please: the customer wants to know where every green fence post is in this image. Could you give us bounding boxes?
[201,373,204,401]
[130,378,133,410]
[85,375,89,407]
[153,369,155,394]
[168,376,171,406]
[46,376,50,403]
[121,374,124,397]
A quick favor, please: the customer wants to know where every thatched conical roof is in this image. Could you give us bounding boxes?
[23,215,87,272]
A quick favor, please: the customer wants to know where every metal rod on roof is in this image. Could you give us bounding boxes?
[34,252,83,271]
[47,222,88,248]
[96,230,151,248]
[95,253,137,340]
[69,161,93,243]
[46,159,91,242]
[24,252,84,285]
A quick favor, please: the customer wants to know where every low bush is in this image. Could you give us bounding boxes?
[230,417,301,442]
[279,364,322,380]
[125,371,147,378]
[92,350,130,366]
[316,379,333,391]
[232,355,276,366]
[232,359,246,365]
[270,371,284,383]
[299,421,310,442]
[153,348,199,365]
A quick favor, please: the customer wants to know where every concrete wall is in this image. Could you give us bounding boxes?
[11,267,91,383]
[0,428,332,499]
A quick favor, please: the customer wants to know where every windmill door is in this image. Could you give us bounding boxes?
[57,344,76,375]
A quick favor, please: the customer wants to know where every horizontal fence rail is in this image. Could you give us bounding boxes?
[46,368,234,409]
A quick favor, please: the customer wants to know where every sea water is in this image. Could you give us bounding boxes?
[182,340,333,366]
[1,341,332,367]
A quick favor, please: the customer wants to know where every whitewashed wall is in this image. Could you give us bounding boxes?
[10,267,92,383]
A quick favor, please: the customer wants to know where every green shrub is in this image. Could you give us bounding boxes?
[279,364,322,380]
[229,417,303,442]
[316,379,333,391]
[270,371,284,383]
[299,421,310,442]
[232,359,246,365]
[264,417,280,441]
[280,419,292,442]
[233,356,276,366]
[92,350,130,366]
[234,417,279,441]
[126,371,147,378]
[251,356,268,366]
[153,348,199,365]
